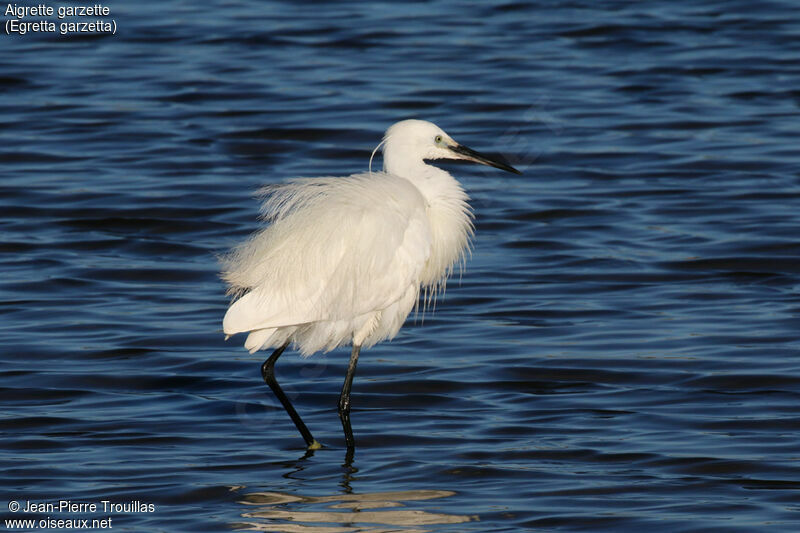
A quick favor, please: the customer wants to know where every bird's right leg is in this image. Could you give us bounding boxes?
[261,341,322,450]
[338,344,361,450]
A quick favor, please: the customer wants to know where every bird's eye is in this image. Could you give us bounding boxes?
[434,135,443,144]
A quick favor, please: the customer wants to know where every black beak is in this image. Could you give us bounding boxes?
[448,143,522,175]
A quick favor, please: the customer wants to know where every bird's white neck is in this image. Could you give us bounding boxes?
[383,148,427,180]
[383,150,458,204]
[383,151,472,289]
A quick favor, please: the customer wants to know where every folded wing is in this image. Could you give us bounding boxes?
[222,173,431,339]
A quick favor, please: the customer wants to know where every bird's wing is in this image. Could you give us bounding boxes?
[222,173,431,335]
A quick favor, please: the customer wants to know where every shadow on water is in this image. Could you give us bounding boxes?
[231,452,476,532]
[235,491,474,532]
[235,488,474,532]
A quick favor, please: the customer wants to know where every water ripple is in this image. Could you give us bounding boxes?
[2,0,799,531]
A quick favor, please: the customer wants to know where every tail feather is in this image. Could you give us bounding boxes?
[244,328,278,354]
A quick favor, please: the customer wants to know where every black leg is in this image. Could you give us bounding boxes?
[338,344,361,449]
[261,341,321,450]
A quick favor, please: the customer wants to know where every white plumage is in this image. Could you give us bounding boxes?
[222,120,474,355]
[220,119,519,450]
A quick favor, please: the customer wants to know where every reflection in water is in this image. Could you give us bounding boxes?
[234,489,476,532]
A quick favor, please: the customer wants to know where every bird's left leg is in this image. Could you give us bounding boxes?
[261,341,322,450]
[338,344,361,449]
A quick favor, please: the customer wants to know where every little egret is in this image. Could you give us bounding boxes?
[221,119,520,450]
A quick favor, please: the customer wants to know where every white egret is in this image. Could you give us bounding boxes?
[221,119,520,450]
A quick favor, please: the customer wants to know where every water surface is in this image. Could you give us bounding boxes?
[2,1,800,531]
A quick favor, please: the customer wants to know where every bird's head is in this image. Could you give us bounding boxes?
[380,119,521,177]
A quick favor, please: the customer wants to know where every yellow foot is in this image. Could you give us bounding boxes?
[307,440,323,450]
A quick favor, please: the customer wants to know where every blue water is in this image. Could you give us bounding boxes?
[2,1,800,531]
